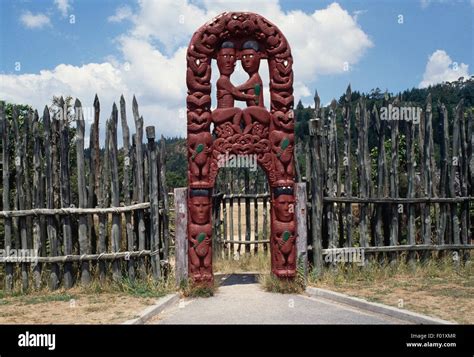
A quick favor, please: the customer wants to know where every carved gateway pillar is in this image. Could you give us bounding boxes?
[186,12,296,285]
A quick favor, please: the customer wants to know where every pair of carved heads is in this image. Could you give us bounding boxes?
[216,40,262,76]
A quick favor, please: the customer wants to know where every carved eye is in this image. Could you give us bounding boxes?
[243,55,246,59]
[249,54,254,58]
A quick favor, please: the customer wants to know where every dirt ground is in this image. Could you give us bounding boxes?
[312,268,474,324]
[0,290,156,324]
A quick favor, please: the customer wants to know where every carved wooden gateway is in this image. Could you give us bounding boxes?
[186,12,296,285]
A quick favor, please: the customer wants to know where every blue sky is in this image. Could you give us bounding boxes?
[0,0,472,137]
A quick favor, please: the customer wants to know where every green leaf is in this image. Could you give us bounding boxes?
[196,143,204,154]
[197,232,206,243]
[254,84,261,96]
[282,231,290,242]
[280,137,290,150]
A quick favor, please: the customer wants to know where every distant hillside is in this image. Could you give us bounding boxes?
[165,78,473,191]
[161,137,187,189]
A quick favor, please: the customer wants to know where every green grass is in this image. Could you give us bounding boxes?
[308,253,473,287]
[22,293,75,305]
[258,273,304,294]
[180,278,217,298]
[0,262,177,299]
[214,253,270,273]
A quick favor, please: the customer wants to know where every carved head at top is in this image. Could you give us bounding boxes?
[240,40,261,75]
[216,41,236,76]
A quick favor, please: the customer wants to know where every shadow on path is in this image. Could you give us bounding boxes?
[219,273,258,286]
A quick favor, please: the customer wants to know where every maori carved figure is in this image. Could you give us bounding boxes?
[236,41,271,134]
[271,187,296,277]
[187,12,296,285]
[188,189,213,281]
[188,132,212,185]
[212,42,253,135]
[270,129,294,185]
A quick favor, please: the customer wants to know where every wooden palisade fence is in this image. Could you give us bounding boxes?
[0,95,170,291]
[307,86,473,272]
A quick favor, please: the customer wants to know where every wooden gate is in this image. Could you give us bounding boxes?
[211,168,271,260]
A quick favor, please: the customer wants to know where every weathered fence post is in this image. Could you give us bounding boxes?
[262,189,268,253]
[159,135,170,261]
[389,98,400,263]
[438,101,449,246]
[87,94,101,256]
[23,110,33,256]
[174,187,188,286]
[422,95,433,258]
[133,96,147,279]
[309,117,323,276]
[109,104,122,281]
[212,193,220,261]
[342,85,352,248]
[58,97,73,288]
[295,182,308,282]
[223,195,228,258]
[32,110,43,289]
[357,98,370,251]
[98,104,110,282]
[120,95,135,280]
[459,104,470,251]
[468,110,473,253]
[13,106,29,291]
[244,170,251,255]
[75,99,91,285]
[327,99,339,252]
[230,193,235,255]
[373,103,387,250]
[43,105,59,290]
[254,194,259,255]
[1,101,14,291]
[406,103,416,266]
[147,126,161,280]
[451,100,462,246]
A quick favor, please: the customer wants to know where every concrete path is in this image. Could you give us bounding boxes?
[149,274,410,324]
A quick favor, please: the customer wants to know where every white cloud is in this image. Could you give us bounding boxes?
[20,11,51,29]
[353,9,368,22]
[108,6,133,23]
[129,0,208,55]
[118,36,187,106]
[0,63,124,118]
[121,0,372,91]
[419,50,470,88]
[4,1,372,137]
[55,0,71,17]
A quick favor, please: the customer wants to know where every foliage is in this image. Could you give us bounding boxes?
[258,273,304,294]
[180,278,217,297]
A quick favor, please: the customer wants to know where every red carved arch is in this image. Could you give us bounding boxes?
[186,12,296,285]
